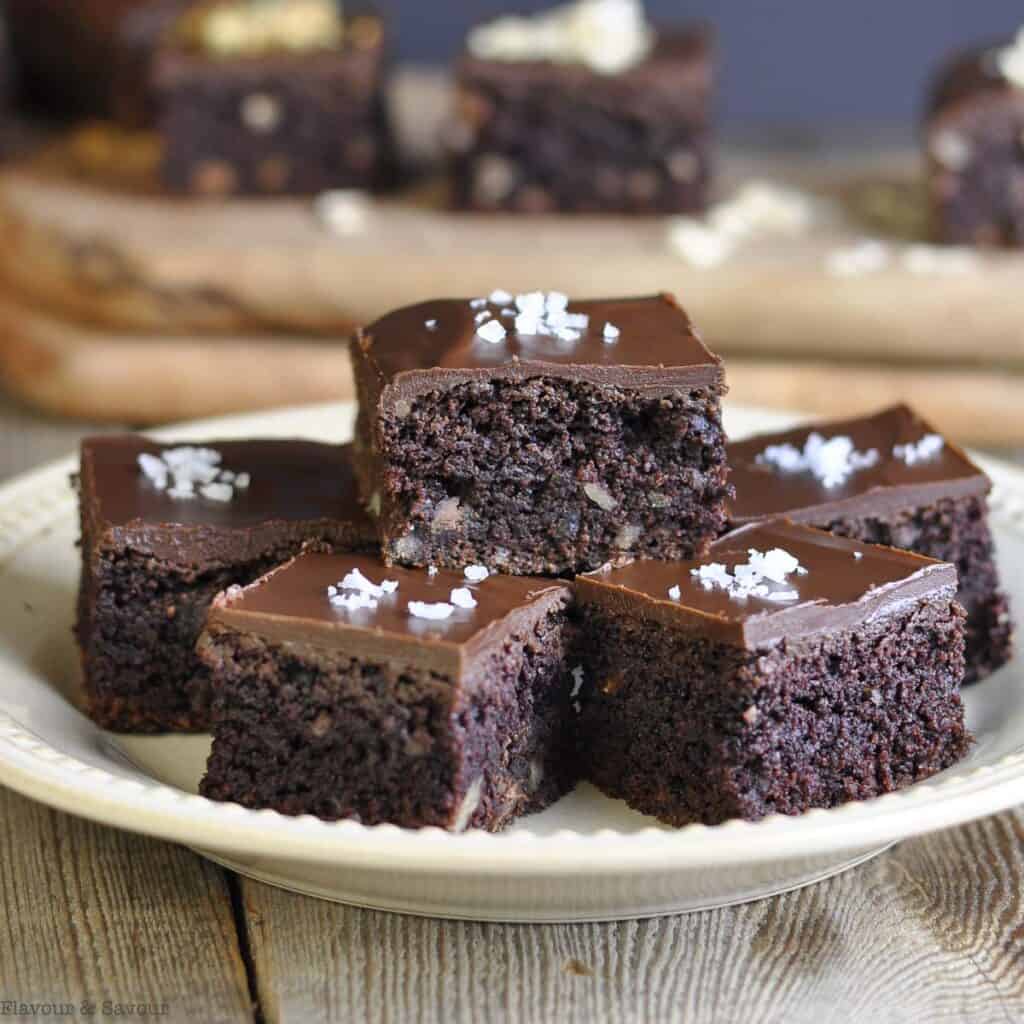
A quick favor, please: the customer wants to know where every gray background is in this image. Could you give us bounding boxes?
[384,2,1021,128]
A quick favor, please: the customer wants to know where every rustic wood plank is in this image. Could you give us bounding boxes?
[240,809,1024,1024]
[0,289,354,425]
[725,359,1024,446]
[0,785,254,1024]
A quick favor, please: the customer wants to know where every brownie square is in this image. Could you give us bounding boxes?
[576,520,971,826]
[197,553,578,830]
[76,436,376,733]
[5,0,155,119]
[448,17,713,213]
[353,292,731,575]
[924,38,1024,246]
[727,405,1013,683]
[153,4,393,195]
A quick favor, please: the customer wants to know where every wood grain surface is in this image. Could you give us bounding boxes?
[239,809,1024,1023]
[0,785,252,1024]
[2,403,1024,1024]
[0,290,354,423]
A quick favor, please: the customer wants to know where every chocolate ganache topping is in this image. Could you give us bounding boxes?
[576,519,957,649]
[354,293,723,412]
[81,435,373,563]
[208,552,572,676]
[727,405,989,526]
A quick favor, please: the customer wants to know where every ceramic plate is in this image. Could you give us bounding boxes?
[0,402,1021,922]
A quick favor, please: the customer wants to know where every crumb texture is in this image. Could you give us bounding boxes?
[198,602,579,830]
[360,376,730,575]
[823,496,1013,683]
[77,525,370,733]
[579,599,971,826]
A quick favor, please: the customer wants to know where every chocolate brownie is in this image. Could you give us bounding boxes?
[924,36,1024,245]
[353,292,730,575]
[76,436,375,733]
[197,553,578,830]
[153,2,394,195]
[727,405,1013,683]
[449,6,713,214]
[5,0,157,119]
[576,520,971,826]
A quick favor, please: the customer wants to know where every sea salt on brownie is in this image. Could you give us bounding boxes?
[76,436,375,733]
[575,520,971,826]
[727,405,1012,683]
[353,292,730,575]
[197,553,578,829]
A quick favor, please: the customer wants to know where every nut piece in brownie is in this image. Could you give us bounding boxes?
[576,520,971,826]
[76,436,375,733]
[353,292,731,575]
[727,405,1013,683]
[925,33,1024,245]
[153,0,393,195]
[197,553,578,830]
[448,1,713,213]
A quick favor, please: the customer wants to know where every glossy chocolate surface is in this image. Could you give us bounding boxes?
[81,435,374,563]
[576,520,957,649]
[208,552,571,675]
[355,294,723,409]
[727,405,989,526]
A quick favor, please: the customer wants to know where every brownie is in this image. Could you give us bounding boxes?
[353,292,731,575]
[727,405,1013,683]
[4,0,156,119]
[197,553,578,830]
[76,436,376,733]
[924,37,1024,245]
[448,6,713,214]
[153,2,394,195]
[575,520,972,826]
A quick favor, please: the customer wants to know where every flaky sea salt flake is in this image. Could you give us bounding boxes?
[200,482,233,502]
[464,564,490,583]
[450,587,478,609]
[408,601,455,621]
[476,319,507,344]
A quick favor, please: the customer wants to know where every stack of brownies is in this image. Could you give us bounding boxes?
[77,292,1011,830]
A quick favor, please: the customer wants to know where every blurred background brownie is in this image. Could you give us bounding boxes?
[153,0,394,195]
[727,405,1014,683]
[76,436,375,733]
[925,31,1024,245]
[448,0,713,213]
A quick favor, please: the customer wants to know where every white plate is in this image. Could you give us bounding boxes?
[0,401,1021,922]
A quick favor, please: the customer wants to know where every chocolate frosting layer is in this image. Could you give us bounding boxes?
[727,405,989,526]
[207,552,571,676]
[355,293,724,411]
[81,435,375,565]
[576,519,957,649]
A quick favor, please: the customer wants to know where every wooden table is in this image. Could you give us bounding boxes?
[2,394,1023,1024]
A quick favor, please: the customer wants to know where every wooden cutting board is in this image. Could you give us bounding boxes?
[3,142,1023,369]
[0,71,1022,438]
[1,285,1020,443]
